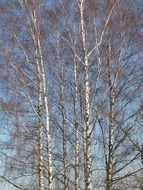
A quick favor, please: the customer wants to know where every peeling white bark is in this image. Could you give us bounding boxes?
[35,44,45,190]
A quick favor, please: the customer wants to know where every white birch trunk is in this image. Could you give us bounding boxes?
[107,45,115,190]
[107,86,114,190]
[73,57,79,190]
[30,5,53,189]
[38,78,45,190]
[78,1,92,189]
[38,40,54,190]
[35,47,45,190]
[63,118,69,190]
[44,96,53,190]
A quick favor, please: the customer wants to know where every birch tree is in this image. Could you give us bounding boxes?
[0,0,143,190]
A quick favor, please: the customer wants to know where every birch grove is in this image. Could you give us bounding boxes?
[0,0,143,190]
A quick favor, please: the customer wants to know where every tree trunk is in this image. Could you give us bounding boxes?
[79,1,92,189]
[73,56,79,190]
[39,40,54,190]
[60,70,69,190]
[38,80,45,190]
[106,43,115,190]
[31,6,53,189]
[36,47,45,190]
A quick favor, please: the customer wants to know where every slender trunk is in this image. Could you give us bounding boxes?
[44,96,53,190]
[61,71,69,190]
[38,39,54,189]
[36,47,45,190]
[107,87,114,190]
[63,118,68,190]
[79,1,92,189]
[107,44,115,190]
[31,7,53,188]
[38,80,45,190]
[73,57,79,190]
